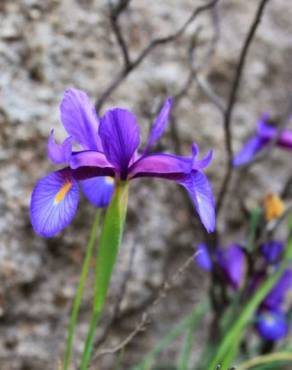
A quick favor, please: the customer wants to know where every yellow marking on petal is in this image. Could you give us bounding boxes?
[105,176,114,185]
[54,182,72,205]
[263,192,285,222]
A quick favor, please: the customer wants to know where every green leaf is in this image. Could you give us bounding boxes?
[132,301,209,370]
[63,208,102,370]
[246,207,262,252]
[80,181,129,370]
[207,266,286,369]
[207,230,292,370]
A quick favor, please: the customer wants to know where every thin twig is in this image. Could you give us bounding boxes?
[96,0,220,113]
[195,75,226,113]
[108,0,132,68]
[216,0,271,215]
[170,5,221,155]
[91,255,196,362]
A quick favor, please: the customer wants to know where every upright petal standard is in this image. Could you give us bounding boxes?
[30,88,216,237]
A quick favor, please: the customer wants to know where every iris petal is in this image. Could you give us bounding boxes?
[129,153,192,178]
[256,310,289,341]
[80,176,114,208]
[195,243,213,271]
[233,136,265,166]
[193,150,213,170]
[48,129,72,164]
[70,150,113,170]
[257,113,275,139]
[30,169,79,237]
[263,269,292,309]
[260,240,284,264]
[99,108,140,178]
[60,88,102,151]
[217,244,246,289]
[177,171,215,233]
[144,97,173,153]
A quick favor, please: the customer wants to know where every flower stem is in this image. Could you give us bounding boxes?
[236,352,292,370]
[80,181,129,370]
[63,209,102,370]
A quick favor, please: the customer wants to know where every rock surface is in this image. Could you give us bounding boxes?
[0,1,292,369]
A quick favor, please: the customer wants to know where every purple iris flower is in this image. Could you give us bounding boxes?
[255,309,289,341]
[195,243,246,289]
[233,113,292,166]
[260,240,284,264]
[30,88,215,237]
[263,268,292,310]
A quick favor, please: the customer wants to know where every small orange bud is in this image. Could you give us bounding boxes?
[263,192,285,222]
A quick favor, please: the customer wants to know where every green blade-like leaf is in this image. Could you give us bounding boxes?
[80,181,129,370]
[93,180,129,311]
[207,227,292,370]
[246,207,262,252]
[63,208,101,370]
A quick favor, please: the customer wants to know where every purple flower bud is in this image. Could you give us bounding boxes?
[260,240,284,264]
[194,243,213,271]
[263,268,292,310]
[256,310,289,341]
[217,244,246,289]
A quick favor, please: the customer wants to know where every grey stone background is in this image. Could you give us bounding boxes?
[0,0,291,369]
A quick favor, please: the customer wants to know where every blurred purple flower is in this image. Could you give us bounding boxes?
[255,309,289,341]
[195,243,213,271]
[217,244,247,289]
[30,88,215,237]
[260,240,284,264]
[263,268,292,310]
[233,113,292,166]
[195,243,246,289]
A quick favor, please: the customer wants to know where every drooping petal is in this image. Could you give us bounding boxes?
[70,150,114,170]
[144,97,173,153]
[129,153,192,179]
[80,176,114,208]
[260,240,284,264]
[30,169,79,237]
[99,108,140,178]
[217,244,246,289]
[195,243,213,271]
[177,171,215,233]
[233,136,265,167]
[263,269,292,310]
[48,129,72,164]
[256,310,289,341]
[60,88,102,151]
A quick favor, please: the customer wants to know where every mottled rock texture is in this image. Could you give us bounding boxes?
[0,1,291,369]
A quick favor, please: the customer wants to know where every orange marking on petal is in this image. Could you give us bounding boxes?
[54,182,72,205]
[105,176,114,185]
